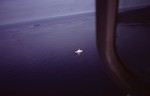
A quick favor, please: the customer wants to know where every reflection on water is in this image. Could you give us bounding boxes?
[0,12,125,96]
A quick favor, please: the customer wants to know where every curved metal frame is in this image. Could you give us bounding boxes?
[96,0,144,95]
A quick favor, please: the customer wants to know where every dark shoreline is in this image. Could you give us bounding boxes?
[118,6,150,24]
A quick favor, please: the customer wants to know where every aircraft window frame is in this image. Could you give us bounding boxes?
[95,0,149,95]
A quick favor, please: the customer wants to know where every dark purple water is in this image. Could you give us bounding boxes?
[116,24,150,82]
[0,12,125,96]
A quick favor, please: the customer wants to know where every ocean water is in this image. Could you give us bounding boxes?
[0,12,125,96]
[116,24,150,82]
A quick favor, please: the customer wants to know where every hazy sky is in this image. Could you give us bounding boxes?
[119,0,150,8]
[0,0,95,25]
[1,0,150,25]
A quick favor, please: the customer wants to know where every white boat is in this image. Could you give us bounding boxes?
[75,49,83,54]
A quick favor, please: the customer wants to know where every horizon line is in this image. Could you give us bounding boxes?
[0,11,95,26]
